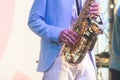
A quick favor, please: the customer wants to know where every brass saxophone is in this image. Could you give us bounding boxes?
[60,0,103,65]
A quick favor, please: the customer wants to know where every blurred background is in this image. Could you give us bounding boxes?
[0,0,120,80]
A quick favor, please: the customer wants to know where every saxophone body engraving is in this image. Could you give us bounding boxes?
[61,0,103,65]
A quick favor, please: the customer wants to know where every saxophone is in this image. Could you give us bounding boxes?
[60,0,103,65]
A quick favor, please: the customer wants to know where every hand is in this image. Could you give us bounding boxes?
[90,2,101,18]
[59,29,79,46]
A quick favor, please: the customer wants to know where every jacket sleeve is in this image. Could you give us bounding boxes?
[28,0,64,43]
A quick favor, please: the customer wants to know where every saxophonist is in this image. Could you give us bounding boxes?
[28,0,105,80]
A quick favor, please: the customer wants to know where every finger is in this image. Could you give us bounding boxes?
[67,30,79,38]
[90,7,98,11]
[63,31,77,45]
[90,11,99,15]
[64,39,71,46]
[67,30,79,43]
[90,3,100,15]
[91,2,99,7]
[59,31,72,45]
[90,8,100,16]
[90,7,100,13]
[59,30,68,43]
[90,14,97,19]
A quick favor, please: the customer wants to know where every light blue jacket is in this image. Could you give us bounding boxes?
[28,0,104,72]
[28,0,75,72]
